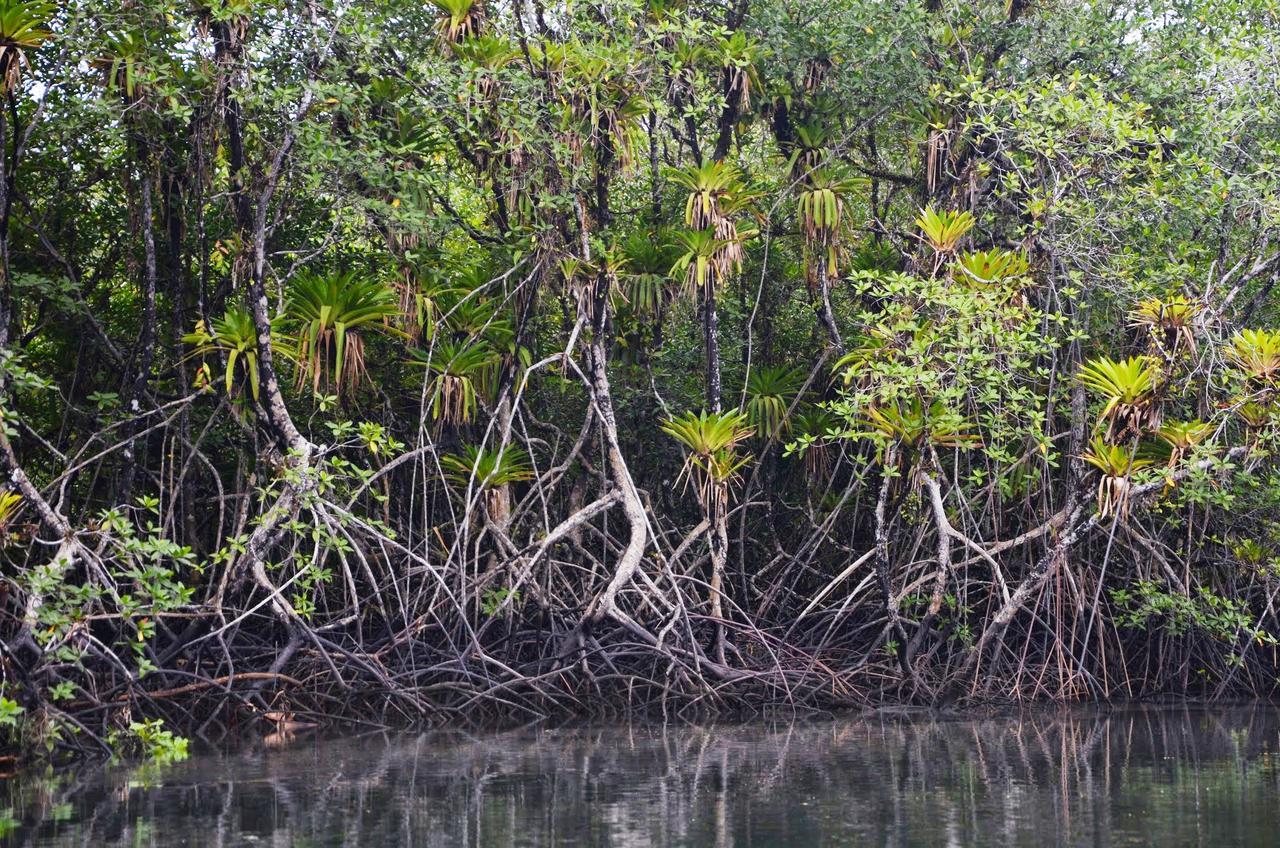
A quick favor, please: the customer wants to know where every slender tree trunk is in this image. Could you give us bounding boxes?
[702,284,721,413]
[815,256,844,352]
[700,280,729,658]
[708,496,729,664]
[162,165,199,546]
[648,108,661,222]
[214,19,308,456]
[0,99,13,364]
[873,454,909,672]
[119,171,159,501]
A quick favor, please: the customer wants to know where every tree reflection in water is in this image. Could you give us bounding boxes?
[5,705,1280,847]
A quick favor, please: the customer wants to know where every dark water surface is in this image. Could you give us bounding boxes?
[5,704,1280,846]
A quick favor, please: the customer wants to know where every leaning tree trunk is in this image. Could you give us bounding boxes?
[214,18,309,457]
[208,15,320,623]
[815,254,844,352]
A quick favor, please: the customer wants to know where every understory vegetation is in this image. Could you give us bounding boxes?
[2,0,1280,763]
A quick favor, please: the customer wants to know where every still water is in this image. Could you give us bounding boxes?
[4,705,1280,846]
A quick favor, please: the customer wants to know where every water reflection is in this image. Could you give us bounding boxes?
[5,705,1280,846]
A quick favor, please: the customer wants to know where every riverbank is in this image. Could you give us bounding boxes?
[5,606,1277,772]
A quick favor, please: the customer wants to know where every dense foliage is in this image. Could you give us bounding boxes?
[2,0,1280,761]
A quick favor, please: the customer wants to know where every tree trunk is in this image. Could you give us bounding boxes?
[583,314,650,623]
[702,283,721,413]
[214,19,309,456]
[119,171,159,501]
[815,256,844,352]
